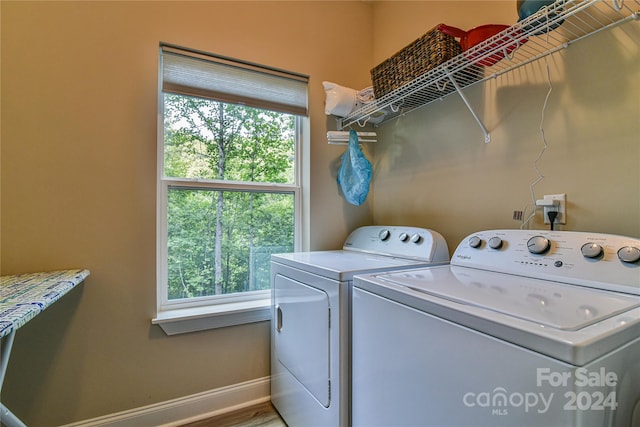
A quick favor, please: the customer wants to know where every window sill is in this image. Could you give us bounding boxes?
[152,298,271,335]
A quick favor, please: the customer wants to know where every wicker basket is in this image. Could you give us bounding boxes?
[371,26,462,98]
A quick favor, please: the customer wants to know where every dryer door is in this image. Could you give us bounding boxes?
[274,274,330,407]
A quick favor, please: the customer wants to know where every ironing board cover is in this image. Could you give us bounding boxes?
[0,269,90,338]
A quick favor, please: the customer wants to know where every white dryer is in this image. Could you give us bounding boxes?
[352,229,640,427]
[270,226,449,427]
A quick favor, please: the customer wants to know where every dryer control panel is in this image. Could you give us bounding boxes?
[453,229,640,295]
[343,226,449,263]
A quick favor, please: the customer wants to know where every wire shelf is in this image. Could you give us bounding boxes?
[339,0,639,136]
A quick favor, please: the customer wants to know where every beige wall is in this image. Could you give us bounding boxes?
[372,1,517,64]
[0,1,373,425]
[371,1,640,247]
[1,1,639,425]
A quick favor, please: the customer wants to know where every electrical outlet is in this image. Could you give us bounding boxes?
[543,193,566,224]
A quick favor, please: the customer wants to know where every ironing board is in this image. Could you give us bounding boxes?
[0,269,90,427]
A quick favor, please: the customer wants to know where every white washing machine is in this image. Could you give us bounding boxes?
[352,229,640,427]
[270,226,449,427]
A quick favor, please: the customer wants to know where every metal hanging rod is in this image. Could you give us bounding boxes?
[327,131,377,145]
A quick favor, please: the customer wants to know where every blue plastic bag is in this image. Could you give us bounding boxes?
[337,130,372,206]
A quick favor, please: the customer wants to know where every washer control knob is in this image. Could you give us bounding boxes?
[379,229,390,241]
[410,233,422,244]
[399,232,409,242]
[468,236,482,248]
[581,243,603,259]
[527,236,551,254]
[617,246,640,263]
[488,237,503,249]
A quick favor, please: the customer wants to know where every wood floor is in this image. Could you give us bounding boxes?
[179,401,287,427]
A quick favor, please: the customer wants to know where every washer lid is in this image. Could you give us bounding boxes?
[379,266,640,331]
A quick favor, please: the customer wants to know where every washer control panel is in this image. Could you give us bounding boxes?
[343,226,449,263]
[452,229,640,294]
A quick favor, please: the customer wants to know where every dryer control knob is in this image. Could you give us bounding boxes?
[581,243,603,259]
[468,236,482,248]
[527,236,551,254]
[488,237,503,249]
[379,229,391,241]
[410,233,422,244]
[399,232,409,242]
[617,246,640,263]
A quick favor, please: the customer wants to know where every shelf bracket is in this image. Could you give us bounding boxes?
[447,74,491,143]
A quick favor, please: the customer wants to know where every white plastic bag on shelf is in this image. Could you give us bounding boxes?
[323,81,359,117]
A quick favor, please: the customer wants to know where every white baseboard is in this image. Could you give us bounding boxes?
[61,376,271,427]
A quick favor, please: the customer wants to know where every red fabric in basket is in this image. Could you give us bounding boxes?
[438,24,527,67]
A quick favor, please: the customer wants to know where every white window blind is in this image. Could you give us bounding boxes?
[161,44,309,116]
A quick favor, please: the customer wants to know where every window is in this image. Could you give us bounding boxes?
[154,44,308,333]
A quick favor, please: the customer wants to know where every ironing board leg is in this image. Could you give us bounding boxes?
[1,402,27,427]
[0,331,27,427]
[0,330,16,393]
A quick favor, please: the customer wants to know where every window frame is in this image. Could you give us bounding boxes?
[153,44,306,334]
